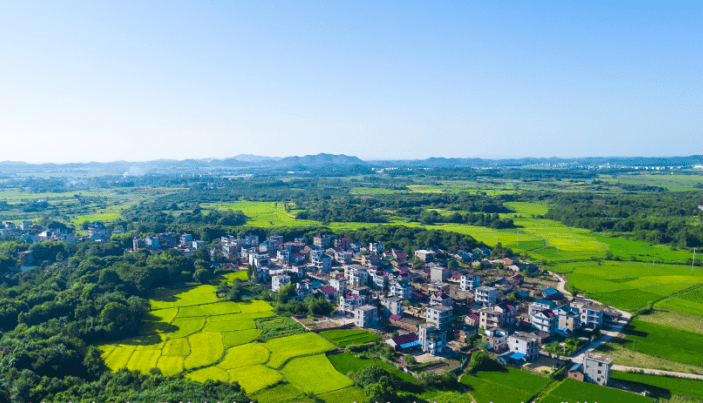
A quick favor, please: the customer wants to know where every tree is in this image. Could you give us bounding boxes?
[193,268,210,283]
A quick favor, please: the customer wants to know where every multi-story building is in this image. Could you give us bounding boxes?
[414,250,435,262]
[460,274,480,291]
[329,276,347,292]
[244,234,259,247]
[354,305,377,328]
[313,235,331,249]
[430,266,449,283]
[272,275,291,292]
[583,352,613,386]
[426,304,453,330]
[334,250,353,265]
[339,287,372,314]
[311,253,332,273]
[571,299,604,328]
[479,303,517,330]
[334,237,350,250]
[528,299,557,316]
[382,296,404,316]
[368,242,384,254]
[554,305,582,332]
[346,265,369,286]
[418,323,447,355]
[508,332,540,362]
[389,281,413,300]
[530,309,557,336]
[474,285,497,307]
[430,290,453,307]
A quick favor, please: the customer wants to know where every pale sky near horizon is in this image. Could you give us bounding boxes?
[0,1,701,163]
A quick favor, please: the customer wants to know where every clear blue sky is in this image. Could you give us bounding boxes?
[0,1,700,163]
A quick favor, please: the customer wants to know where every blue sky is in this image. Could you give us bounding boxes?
[0,1,700,162]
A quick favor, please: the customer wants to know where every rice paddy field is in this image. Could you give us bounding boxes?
[318,329,381,348]
[551,261,703,311]
[460,366,551,403]
[611,371,703,399]
[539,379,652,403]
[620,319,703,367]
[96,275,353,399]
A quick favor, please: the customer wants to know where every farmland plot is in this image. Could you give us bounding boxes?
[156,356,184,376]
[281,354,354,394]
[319,329,380,347]
[265,333,336,369]
[226,365,283,393]
[184,332,224,369]
[543,379,651,403]
[218,343,269,369]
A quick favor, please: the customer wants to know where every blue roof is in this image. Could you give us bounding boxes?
[569,363,582,372]
[509,352,526,360]
[542,287,559,295]
[486,344,493,350]
[534,299,557,306]
[399,341,421,349]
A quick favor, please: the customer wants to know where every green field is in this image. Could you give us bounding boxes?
[318,386,369,403]
[551,261,703,311]
[218,343,269,369]
[327,353,375,375]
[611,371,703,399]
[319,329,381,348]
[251,383,306,403]
[265,333,337,369]
[226,365,284,393]
[281,354,355,394]
[460,365,550,403]
[541,379,652,403]
[622,320,703,367]
[184,332,224,369]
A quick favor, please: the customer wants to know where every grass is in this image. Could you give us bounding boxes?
[251,383,305,403]
[195,301,242,315]
[238,299,274,313]
[318,386,368,403]
[226,364,284,393]
[184,332,224,369]
[156,356,184,376]
[319,329,381,348]
[223,329,264,348]
[281,354,355,395]
[204,318,257,332]
[621,320,703,367]
[218,343,270,370]
[177,305,208,318]
[146,307,178,323]
[543,378,652,403]
[611,371,703,399]
[264,333,337,369]
[657,298,703,317]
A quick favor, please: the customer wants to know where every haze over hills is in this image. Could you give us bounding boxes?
[0,153,702,176]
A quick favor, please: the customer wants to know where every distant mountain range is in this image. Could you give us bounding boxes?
[1,153,702,176]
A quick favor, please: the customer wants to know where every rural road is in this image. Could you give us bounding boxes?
[548,270,632,364]
[611,365,703,381]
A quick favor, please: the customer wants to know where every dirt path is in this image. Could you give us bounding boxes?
[457,374,479,403]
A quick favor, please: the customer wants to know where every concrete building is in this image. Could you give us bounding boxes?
[426,304,453,330]
[529,299,557,316]
[479,303,517,330]
[389,281,413,300]
[346,266,369,287]
[313,235,331,249]
[272,275,291,292]
[530,309,556,336]
[460,274,480,291]
[329,276,347,292]
[418,323,446,355]
[382,296,404,316]
[474,286,497,307]
[354,305,377,328]
[430,266,449,283]
[311,253,332,273]
[583,352,613,386]
[554,305,582,332]
[414,249,435,262]
[507,331,540,362]
[571,299,604,328]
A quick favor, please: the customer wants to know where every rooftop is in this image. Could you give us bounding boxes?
[584,352,614,364]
